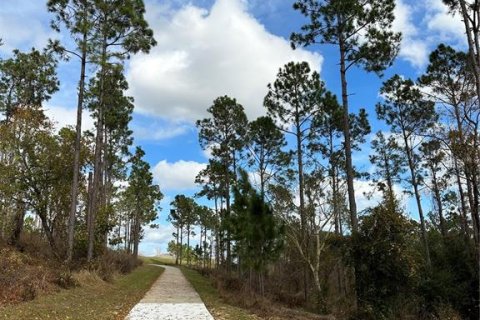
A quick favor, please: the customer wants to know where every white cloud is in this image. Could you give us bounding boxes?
[0,1,56,55]
[144,224,175,242]
[127,0,322,122]
[355,179,407,214]
[392,0,466,68]
[44,105,95,132]
[132,119,193,141]
[153,160,207,191]
[423,0,465,43]
[140,224,176,255]
[393,0,429,68]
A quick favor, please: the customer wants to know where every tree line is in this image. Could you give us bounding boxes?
[166,0,479,318]
[0,0,162,263]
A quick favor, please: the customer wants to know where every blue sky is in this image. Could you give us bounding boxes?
[0,0,465,255]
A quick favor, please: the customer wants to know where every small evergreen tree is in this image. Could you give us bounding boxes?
[232,170,284,296]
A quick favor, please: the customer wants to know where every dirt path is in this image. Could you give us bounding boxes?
[125,265,214,320]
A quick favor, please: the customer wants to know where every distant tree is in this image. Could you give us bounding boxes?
[420,139,449,238]
[124,147,162,259]
[170,195,197,265]
[196,205,215,268]
[195,159,226,266]
[168,209,181,265]
[196,96,248,268]
[369,131,405,202]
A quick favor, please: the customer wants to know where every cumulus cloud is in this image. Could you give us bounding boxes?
[132,119,193,141]
[393,0,429,68]
[0,1,56,54]
[423,0,465,44]
[153,160,207,191]
[127,0,322,122]
[392,0,466,68]
[140,224,176,255]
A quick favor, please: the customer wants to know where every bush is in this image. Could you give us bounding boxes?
[93,250,142,282]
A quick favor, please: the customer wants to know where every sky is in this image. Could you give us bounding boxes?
[0,0,466,255]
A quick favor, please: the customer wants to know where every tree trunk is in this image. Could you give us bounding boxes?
[451,98,471,240]
[225,161,231,271]
[338,39,357,233]
[179,224,183,265]
[187,224,191,266]
[67,29,88,263]
[88,32,107,262]
[9,202,25,246]
[431,167,446,238]
[338,22,359,310]
[454,156,471,240]
[295,110,308,302]
[404,139,432,267]
[175,223,179,265]
[132,208,141,259]
[86,172,94,261]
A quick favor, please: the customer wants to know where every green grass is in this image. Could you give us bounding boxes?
[0,264,164,320]
[143,255,176,266]
[180,267,259,320]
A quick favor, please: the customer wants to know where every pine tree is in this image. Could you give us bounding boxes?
[247,116,290,199]
[418,44,478,245]
[87,0,156,261]
[291,0,401,234]
[170,195,197,265]
[231,169,284,296]
[377,74,438,267]
[196,96,248,268]
[264,61,327,300]
[369,131,405,202]
[48,0,96,262]
[124,147,162,258]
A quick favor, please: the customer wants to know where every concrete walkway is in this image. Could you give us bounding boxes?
[126,265,214,320]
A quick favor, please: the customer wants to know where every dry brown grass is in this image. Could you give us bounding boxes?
[0,264,164,320]
[178,266,333,320]
[0,246,63,304]
[72,270,105,287]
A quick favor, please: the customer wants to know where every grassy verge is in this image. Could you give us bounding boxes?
[0,264,164,320]
[144,255,176,266]
[180,267,259,320]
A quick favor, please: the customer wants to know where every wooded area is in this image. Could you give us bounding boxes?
[167,0,480,319]
[0,0,162,278]
[0,0,479,319]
